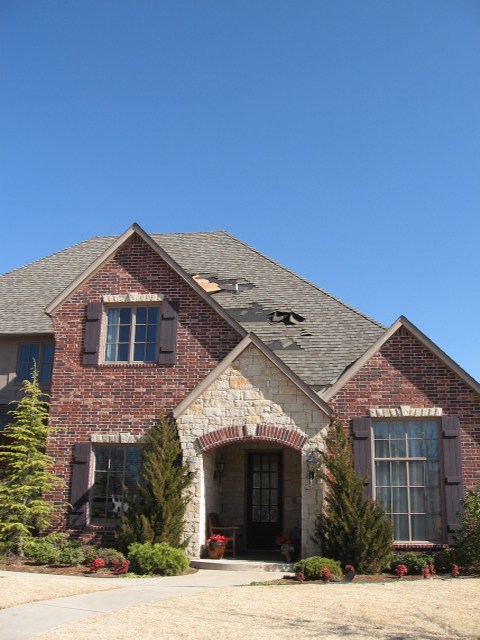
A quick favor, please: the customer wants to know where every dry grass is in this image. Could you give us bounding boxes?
[36,578,480,640]
[0,571,124,609]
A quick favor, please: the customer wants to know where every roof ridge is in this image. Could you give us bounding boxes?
[219,231,385,330]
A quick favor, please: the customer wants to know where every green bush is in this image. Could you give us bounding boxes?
[128,542,189,576]
[433,548,460,573]
[294,556,342,580]
[385,552,432,575]
[455,482,480,569]
[24,534,85,566]
[82,546,126,567]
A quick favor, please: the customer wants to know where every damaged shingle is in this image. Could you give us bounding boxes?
[192,273,255,294]
[267,338,302,351]
[268,310,305,325]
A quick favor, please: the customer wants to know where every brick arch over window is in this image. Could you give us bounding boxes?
[197,425,307,452]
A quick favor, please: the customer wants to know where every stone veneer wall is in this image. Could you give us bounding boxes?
[177,343,329,557]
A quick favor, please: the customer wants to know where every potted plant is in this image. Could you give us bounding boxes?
[275,535,295,563]
[206,534,228,559]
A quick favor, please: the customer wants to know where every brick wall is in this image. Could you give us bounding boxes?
[47,236,241,528]
[331,326,480,489]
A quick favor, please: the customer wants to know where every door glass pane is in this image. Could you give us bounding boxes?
[261,473,270,488]
[252,506,260,522]
[261,489,269,505]
[252,489,260,505]
[252,472,260,488]
[269,506,279,522]
[260,506,269,521]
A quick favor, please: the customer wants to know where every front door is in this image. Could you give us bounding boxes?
[246,452,282,550]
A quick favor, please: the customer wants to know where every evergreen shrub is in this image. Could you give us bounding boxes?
[455,482,480,569]
[293,556,342,580]
[127,542,189,576]
[313,417,393,574]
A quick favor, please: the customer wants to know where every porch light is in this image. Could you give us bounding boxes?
[306,451,318,484]
[214,458,225,481]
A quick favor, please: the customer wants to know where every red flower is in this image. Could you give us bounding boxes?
[206,534,227,544]
[344,565,355,572]
[451,564,460,577]
[90,557,106,573]
[275,535,294,546]
[322,567,334,583]
[395,563,408,578]
[112,558,130,574]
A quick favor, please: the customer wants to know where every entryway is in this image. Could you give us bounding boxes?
[246,452,282,550]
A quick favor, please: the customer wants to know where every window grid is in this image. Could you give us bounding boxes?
[91,446,140,524]
[374,420,442,543]
[17,343,55,384]
[104,306,160,363]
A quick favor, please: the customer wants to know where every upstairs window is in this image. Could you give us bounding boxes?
[373,420,443,543]
[105,306,160,362]
[17,343,55,384]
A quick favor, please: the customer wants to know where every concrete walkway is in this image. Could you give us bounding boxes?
[0,569,281,640]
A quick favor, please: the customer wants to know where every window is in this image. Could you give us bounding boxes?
[373,420,443,542]
[104,306,160,362]
[91,446,141,524]
[17,343,55,384]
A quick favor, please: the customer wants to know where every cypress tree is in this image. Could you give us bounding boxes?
[116,413,193,551]
[313,416,393,574]
[0,369,63,555]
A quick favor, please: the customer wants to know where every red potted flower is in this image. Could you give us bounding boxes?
[206,534,228,559]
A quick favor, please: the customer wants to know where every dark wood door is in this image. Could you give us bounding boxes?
[246,453,282,550]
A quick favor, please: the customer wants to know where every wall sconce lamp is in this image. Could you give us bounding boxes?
[306,451,318,485]
[214,458,225,481]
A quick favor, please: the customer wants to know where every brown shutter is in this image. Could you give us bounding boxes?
[352,416,373,499]
[159,300,179,365]
[441,416,464,544]
[69,443,91,527]
[83,302,103,365]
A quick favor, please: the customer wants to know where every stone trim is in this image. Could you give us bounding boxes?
[90,432,143,444]
[197,424,307,452]
[369,406,443,418]
[102,293,164,303]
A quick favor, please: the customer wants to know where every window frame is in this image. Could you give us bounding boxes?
[89,444,141,526]
[101,304,161,364]
[371,418,446,544]
[16,341,55,385]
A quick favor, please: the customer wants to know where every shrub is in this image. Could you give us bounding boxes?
[433,548,460,573]
[82,546,126,567]
[127,542,189,576]
[392,552,433,575]
[293,556,342,581]
[455,482,480,569]
[313,417,393,574]
[24,534,85,566]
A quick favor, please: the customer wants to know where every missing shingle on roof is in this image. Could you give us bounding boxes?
[268,310,305,326]
[192,273,255,294]
[267,339,302,351]
[228,303,271,323]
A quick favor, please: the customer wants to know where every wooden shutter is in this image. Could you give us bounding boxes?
[441,416,464,545]
[83,301,103,365]
[352,416,373,499]
[159,300,179,365]
[69,443,92,527]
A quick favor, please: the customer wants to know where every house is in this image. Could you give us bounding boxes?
[0,223,478,558]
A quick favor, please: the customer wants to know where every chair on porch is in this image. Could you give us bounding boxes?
[207,513,240,558]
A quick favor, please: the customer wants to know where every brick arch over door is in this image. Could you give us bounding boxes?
[196,425,307,452]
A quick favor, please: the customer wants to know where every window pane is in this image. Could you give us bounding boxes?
[411,515,426,540]
[391,461,407,485]
[427,515,443,542]
[390,423,405,439]
[145,343,157,361]
[375,440,389,458]
[133,343,145,361]
[374,422,389,439]
[422,421,438,439]
[136,307,147,324]
[409,461,425,486]
[424,438,439,458]
[393,515,409,540]
[410,487,425,513]
[135,325,146,342]
[118,325,131,343]
[95,448,110,470]
[408,438,424,457]
[376,487,391,512]
[119,308,131,323]
[425,461,441,486]
[375,461,390,486]
[390,439,406,457]
[117,344,129,361]
[392,487,408,512]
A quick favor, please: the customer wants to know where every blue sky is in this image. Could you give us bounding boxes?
[1,1,479,381]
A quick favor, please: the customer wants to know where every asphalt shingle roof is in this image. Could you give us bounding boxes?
[0,231,385,388]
